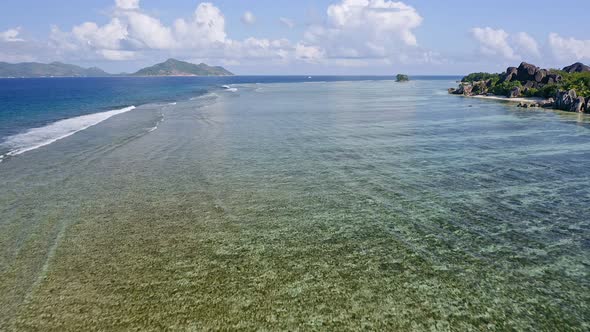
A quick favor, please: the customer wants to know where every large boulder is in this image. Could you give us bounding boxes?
[523,81,539,90]
[508,86,521,98]
[543,73,562,85]
[542,75,552,84]
[462,84,473,96]
[507,67,518,77]
[555,89,577,111]
[534,69,547,83]
[500,67,518,83]
[586,100,590,113]
[562,62,590,73]
[541,98,555,108]
[572,97,586,113]
[454,84,473,95]
[472,81,488,95]
[516,62,540,82]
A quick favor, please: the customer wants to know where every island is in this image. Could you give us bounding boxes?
[396,74,410,82]
[449,62,590,113]
[0,58,234,78]
[132,59,233,77]
[0,61,110,78]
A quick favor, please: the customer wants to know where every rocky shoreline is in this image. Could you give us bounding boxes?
[449,62,590,113]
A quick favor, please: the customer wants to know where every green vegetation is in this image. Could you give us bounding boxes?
[558,71,590,97]
[395,74,410,82]
[461,72,500,83]
[490,80,521,96]
[133,58,234,76]
[460,70,590,98]
[523,88,539,98]
[537,84,560,98]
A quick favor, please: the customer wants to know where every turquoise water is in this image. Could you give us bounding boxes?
[0,79,589,330]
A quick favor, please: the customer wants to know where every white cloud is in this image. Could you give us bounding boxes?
[548,33,590,62]
[51,1,231,59]
[0,27,25,42]
[174,3,227,47]
[241,11,256,25]
[72,19,128,50]
[49,0,295,63]
[0,52,35,62]
[279,17,295,29]
[295,43,325,63]
[2,0,435,70]
[512,32,540,58]
[471,28,543,60]
[0,28,52,62]
[303,0,423,60]
[223,38,292,62]
[471,27,516,60]
[115,0,140,10]
[100,50,137,60]
[124,11,176,49]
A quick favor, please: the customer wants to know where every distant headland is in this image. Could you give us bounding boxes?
[449,62,590,113]
[0,58,234,78]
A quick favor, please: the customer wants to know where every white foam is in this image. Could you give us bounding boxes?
[1,106,136,157]
[303,81,328,84]
[190,92,219,100]
[168,102,177,105]
[226,88,238,92]
[148,114,164,133]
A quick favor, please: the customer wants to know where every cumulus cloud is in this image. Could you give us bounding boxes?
[241,11,256,25]
[0,27,25,42]
[471,27,516,59]
[100,49,137,60]
[304,0,423,60]
[225,38,290,60]
[2,0,436,69]
[295,43,325,62]
[72,19,128,50]
[548,33,590,62]
[115,0,140,10]
[512,32,540,58]
[50,1,275,61]
[279,17,295,29]
[471,27,543,60]
[0,28,51,62]
[174,3,227,47]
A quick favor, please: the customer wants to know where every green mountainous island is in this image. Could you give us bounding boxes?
[0,61,110,78]
[0,58,233,78]
[132,58,233,77]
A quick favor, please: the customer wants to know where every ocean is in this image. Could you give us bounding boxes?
[0,76,588,330]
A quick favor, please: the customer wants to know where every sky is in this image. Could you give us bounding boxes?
[1,0,589,75]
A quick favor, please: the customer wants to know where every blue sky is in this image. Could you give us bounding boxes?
[1,0,589,74]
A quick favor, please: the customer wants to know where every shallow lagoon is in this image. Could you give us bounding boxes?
[0,79,589,330]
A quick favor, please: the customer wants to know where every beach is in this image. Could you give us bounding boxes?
[462,94,549,104]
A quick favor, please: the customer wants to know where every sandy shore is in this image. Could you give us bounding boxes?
[459,94,548,104]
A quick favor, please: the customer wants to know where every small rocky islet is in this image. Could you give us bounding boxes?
[449,62,590,113]
[395,74,410,82]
